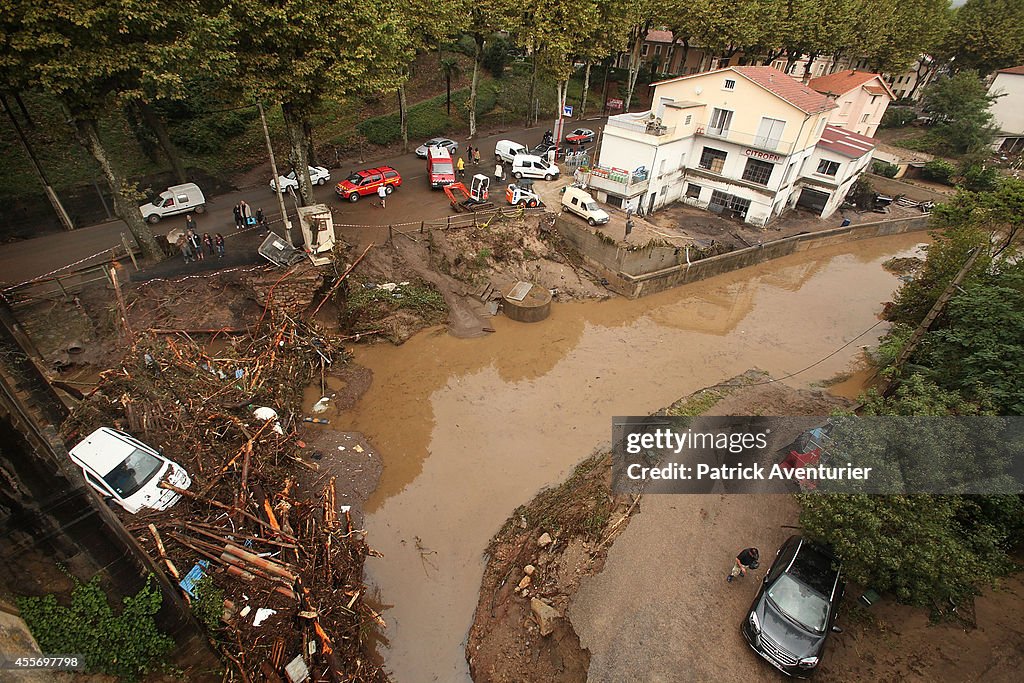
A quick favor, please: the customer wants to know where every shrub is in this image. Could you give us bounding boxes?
[483,37,513,78]
[921,159,956,184]
[17,575,173,682]
[957,161,999,192]
[881,107,916,128]
[872,160,899,178]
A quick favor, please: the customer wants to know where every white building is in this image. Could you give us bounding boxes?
[590,66,874,226]
[988,65,1024,154]
[795,126,877,217]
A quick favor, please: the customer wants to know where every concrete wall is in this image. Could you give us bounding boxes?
[866,173,950,203]
[557,214,932,298]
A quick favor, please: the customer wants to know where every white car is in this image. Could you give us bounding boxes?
[270,166,331,192]
[415,137,459,158]
[69,427,192,514]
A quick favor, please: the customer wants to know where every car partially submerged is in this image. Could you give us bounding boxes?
[69,427,192,514]
[742,535,845,677]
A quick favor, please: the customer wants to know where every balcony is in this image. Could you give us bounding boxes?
[606,115,676,139]
[695,126,796,157]
[586,165,649,198]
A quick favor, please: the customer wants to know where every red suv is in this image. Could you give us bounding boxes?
[335,166,402,202]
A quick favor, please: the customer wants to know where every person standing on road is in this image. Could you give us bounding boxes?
[256,207,269,232]
[495,162,504,182]
[239,200,252,227]
[466,145,474,164]
[457,156,466,178]
[233,203,243,230]
[187,229,204,261]
[203,232,214,257]
[377,184,388,209]
[728,547,759,583]
[185,213,196,233]
[179,235,194,263]
[214,233,225,258]
[473,147,481,165]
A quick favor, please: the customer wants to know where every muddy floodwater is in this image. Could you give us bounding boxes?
[325,233,927,682]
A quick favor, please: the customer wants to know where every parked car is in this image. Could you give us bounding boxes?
[512,154,559,181]
[561,186,609,225]
[415,137,458,158]
[69,427,192,514]
[495,139,529,164]
[138,183,206,224]
[270,166,331,193]
[564,128,595,144]
[742,535,846,677]
[335,166,402,202]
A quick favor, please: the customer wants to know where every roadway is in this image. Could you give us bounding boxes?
[0,120,605,288]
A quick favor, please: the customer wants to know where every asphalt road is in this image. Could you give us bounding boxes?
[0,120,606,288]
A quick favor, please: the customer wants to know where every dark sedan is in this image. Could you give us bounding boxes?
[741,536,845,677]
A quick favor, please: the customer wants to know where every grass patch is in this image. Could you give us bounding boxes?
[665,389,724,416]
[892,133,940,153]
[343,281,447,333]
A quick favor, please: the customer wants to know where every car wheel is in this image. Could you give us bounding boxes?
[194,205,206,214]
[587,217,596,226]
[544,174,554,181]
[316,178,325,186]
[146,214,160,224]
[528,199,538,208]
[514,171,523,179]
[349,193,360,202]
[385,185,394,195]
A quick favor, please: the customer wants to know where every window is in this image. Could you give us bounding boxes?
[816,159,840,176]
[870,95,879,104]
[708,108,733,136]
[815,118,827,138]
[384,171,398,179]
[686,184,702,199]
[710,190,731,208]
[861,113,870,123]
[723,78,736,91]
[162,198,175,207]
[742,158,774,185]
[684,114,692,125]
[698,147,728,173]
[655,45,662,56]
[840,100,851,115]
[642,44,649,56]
[755,117,786,149]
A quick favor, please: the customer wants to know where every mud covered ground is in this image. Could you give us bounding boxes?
[467,371,1024,683]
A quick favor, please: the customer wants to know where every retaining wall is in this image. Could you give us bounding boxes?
[556,214,933,298]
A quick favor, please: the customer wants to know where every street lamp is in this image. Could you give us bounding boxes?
[257,102,293,245]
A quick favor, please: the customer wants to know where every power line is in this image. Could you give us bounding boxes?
[751,320,886,386]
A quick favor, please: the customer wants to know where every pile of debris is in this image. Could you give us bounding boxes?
[61,313,386,682]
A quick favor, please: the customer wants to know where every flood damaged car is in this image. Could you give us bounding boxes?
[742,535,846,677]
[69,427,192,514]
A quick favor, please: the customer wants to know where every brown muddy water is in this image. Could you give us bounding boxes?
[321,233,927,682]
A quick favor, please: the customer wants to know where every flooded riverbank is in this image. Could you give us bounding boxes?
[327,232,927,682]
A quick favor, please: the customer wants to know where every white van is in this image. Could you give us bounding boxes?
[69,427,192,514]
[495,139,529,164]
[139,183,206,224]
[512,154,560,181]
[561,186,610,226]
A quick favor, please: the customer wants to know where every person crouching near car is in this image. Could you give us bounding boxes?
[728,547,759,583]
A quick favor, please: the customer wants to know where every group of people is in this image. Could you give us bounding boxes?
[232,201,270,231]
[457,145,483,178]
[179,226,225,264]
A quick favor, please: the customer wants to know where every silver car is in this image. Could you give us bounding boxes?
[415,137,458,158]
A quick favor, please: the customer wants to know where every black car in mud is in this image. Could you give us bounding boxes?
[741,535,845,677]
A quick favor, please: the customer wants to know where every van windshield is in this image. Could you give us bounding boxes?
[433,162,454,174]
[102,448,163,498]
[583,202,600,211]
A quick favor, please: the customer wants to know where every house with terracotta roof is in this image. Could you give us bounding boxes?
[796,126,877,217]
[590,66,873,225]
[808,70,895,137]
[988,66,1024,154]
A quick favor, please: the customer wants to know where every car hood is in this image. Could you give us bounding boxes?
[753,595,825,660]
[415,145,430,155]
[336,179,358,191]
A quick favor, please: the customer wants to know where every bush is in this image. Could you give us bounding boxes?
[957,161,999,192]
[17,575,174,681]
[881,107,917,128]
[483,37,513,79]
[921,159,957,184]
[872,160,899,178]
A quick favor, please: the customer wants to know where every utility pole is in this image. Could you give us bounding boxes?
[258,102,293,245]
[1,95,75,231]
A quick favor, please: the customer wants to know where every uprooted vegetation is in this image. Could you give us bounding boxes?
[59,310,386,681]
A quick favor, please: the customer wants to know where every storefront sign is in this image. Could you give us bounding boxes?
[744,148,781,163]
[607,98,624,110]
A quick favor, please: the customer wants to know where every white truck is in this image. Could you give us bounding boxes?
[138,183,206,224]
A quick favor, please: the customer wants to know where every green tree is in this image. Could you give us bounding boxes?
[0,0,210,258]
[944,0,1024,76]
[463,0,518,138]
[230,2,408,205]
[922,71,1000,154]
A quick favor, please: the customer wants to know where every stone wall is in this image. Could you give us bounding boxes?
[557,214,933,298]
